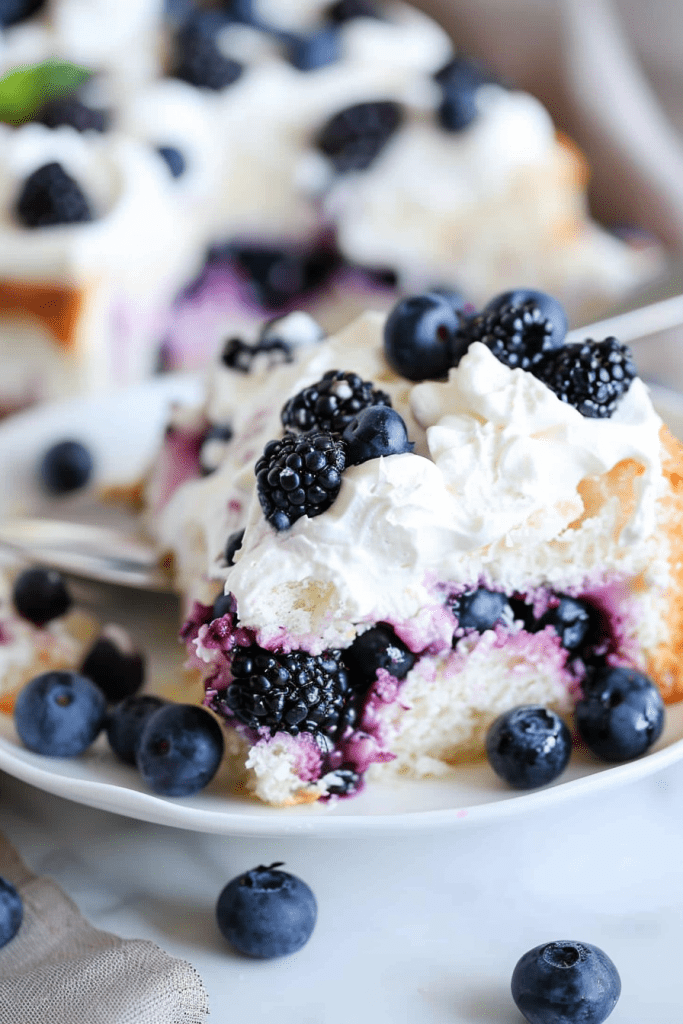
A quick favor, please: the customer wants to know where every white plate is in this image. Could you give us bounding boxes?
[1,375,683,838]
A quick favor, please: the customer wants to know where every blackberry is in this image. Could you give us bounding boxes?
[315,100,404,173]
[467,299,557,371]
[34,96,110,133]
[172,25,244,90]
[256,431,345,531]
[16,162,92,229]
[281,370,391,435]
[226,241,340,309]
[224,646,352,738]
[538,336,637,418]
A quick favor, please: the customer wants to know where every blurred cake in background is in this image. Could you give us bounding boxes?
[0,0,664,410]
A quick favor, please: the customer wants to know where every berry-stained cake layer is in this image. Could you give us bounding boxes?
[146,289,683,805]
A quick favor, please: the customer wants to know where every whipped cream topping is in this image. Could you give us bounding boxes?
[0,122,203,293]
[156,310,666,651]
[321,82,659,313]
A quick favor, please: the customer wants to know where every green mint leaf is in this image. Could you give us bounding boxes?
[0,60,91,125]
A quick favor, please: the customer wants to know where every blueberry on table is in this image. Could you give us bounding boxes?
[12,566,72,626]
[136,703,224,797]
[486,705,572,789]
[0,878,23,949]
[342,406,414,466]
[216,863,317,958]
[80,625,145,703]
[39,438,93,494]
[511,940,621,1024]
[575,665,664,762]
[14,670,107,757]
[383,292,462,381]
[106,694,167,765]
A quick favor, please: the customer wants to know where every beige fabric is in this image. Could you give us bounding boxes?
[0,832,209,1024]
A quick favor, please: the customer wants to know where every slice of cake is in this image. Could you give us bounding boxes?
[148,289,683,806]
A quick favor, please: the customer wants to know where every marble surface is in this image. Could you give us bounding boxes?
[2,762,683,1023]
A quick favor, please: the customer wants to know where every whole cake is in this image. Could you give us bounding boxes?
[148,290,683,805]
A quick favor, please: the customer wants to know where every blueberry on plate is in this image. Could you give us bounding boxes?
[106,694,167,765]
[136,703,224,797]
[216,862,317,958]
[511,939,621,1024]
[12,566,72,626]
[14,670,107,757]
[486,705,572,789]
[483,289,567,350]
[383,292,462,381]
[575,665,665,762]
[0,877,23,949]
[80,625,145,703]
[39,438,93,494]
[342,406,414,466]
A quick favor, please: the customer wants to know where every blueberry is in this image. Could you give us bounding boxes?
[216,863,317,958]
[106,694,167,765]
[225,529,244,567]
[80,626,145,703]
[35,96,110,133]
[12,566,72,626]
[451,588,512,632]
[14,670,107,757]
[433,57,491,133]
[157,145,186,178]
[575,665,665,762]
[484,289,567,350]
[511,940,621,1024]
[229,242,340,309]
[0,878,23,949]
[343,624,415,690]
[540,596,595,651]
[486,705,572,789]
[213,590,234,619]
[39,438,93,494]
[342,406,414,466]
[287,27,341,71]
[0,0,46,28]
[383,293,461,381]
[136,703,224,797]
[172,25,244,91]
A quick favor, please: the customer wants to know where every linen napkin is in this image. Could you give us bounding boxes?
[0,831,209,1024]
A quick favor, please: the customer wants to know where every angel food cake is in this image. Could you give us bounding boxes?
[148,289,683,805]
[0,0,662,407]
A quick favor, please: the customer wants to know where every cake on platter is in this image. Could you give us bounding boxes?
[0,0,662,411]
[144,289,683,805]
